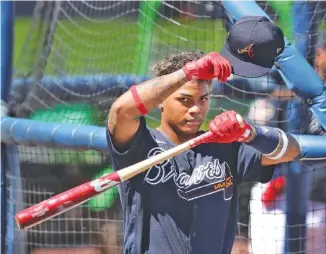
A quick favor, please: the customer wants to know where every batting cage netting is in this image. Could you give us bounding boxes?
[1,1,326,254]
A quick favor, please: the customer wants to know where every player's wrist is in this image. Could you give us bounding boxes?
[182,62,198,81]
[234,116,253,143]
[175,69,189,83]
[247,125,288,160]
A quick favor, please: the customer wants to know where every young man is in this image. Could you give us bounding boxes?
[106,16,299,254]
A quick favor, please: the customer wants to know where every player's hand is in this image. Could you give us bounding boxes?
[182,52,232,82]
[207,110,252,143]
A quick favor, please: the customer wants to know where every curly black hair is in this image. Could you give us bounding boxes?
[152,51,205,77]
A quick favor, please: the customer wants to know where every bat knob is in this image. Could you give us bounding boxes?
[236,114,245,128]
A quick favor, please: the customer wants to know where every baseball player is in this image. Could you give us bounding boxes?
[106,16,299,254]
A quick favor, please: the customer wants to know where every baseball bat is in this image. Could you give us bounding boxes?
[15,130,217,230]
[15,115,246,230]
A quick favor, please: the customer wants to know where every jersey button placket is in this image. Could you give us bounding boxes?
[193,204,198,219]
[192,204,198,238]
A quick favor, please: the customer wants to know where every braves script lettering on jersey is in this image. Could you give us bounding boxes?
[145,150,234,202]
[106,117,274,254]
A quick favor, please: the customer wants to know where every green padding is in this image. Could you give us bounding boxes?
[29,104,94,124]
[29,104,102,165]
[86,167,119,211]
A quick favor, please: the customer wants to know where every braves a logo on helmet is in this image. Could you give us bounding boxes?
[238,43,255,58]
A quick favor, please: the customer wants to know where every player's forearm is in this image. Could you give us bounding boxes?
[246,126,300,165]
[112,69,187,118]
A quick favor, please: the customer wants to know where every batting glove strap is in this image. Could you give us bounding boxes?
[237,122,252,142]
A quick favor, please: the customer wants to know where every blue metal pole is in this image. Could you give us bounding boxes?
[1,116,325,159]
[292,1,319,67]
[1,1,14,253]
[284,161,308,254]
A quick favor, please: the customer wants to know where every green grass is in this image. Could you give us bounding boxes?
[13,17,227,75]
[14,15,326,75]
[13,18,32,63]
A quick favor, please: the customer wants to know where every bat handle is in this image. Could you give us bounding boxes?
[236,114,252,141]
[190,131,215,147]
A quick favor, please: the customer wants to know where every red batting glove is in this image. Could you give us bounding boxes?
[262,176,286,208]
[207,110,252,143]
[182,52,232,82]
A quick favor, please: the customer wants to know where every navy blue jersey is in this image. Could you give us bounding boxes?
[106,117,274,254]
